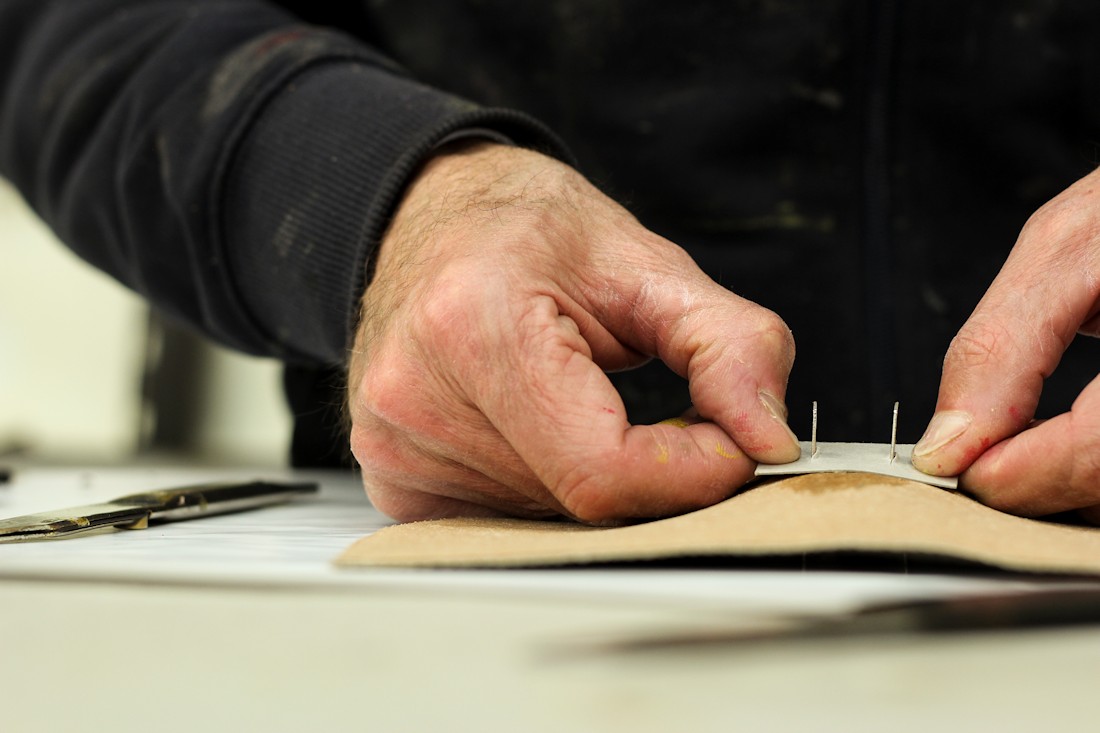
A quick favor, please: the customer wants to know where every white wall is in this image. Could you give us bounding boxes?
[0,178,291,465]
[183,338,295,466]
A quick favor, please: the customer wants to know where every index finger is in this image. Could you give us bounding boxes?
[912,185,1100,476]
[475,292,762,523]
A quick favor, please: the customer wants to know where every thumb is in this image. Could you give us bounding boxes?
[912,207,1099,476]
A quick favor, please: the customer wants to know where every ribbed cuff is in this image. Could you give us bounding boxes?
[221,60,571,365]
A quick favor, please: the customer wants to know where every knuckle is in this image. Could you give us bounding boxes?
[684,305,795,388]
[349,424,413,482]
[416,272,475,340]
[944,320,1013,371]
[355,325,466,435]
[1023,193,1097,245]
[699,306,794,374]
[1016,191,1100,278]
[351,426,450,522]
[1019,201,1062,245]
[749,308,796,359]
[1070,416,1100,493]
[357,355,416,427]
[412,265,504,362]
[363,482,437,523]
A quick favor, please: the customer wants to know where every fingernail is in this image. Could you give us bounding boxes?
[758,390,801,453]
[913,411,971,458]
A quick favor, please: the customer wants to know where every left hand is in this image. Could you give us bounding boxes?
[911,167,1100,522]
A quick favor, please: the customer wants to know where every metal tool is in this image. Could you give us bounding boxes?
[0,479,318,542]
[755,402,958,489]
[573,588,1100,655]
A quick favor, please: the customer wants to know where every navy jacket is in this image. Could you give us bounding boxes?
[2,1,1097,461]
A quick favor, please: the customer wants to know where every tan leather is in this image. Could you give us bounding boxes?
[337,473,1100,575]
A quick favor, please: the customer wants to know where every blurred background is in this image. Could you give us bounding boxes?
[0,178,292,467]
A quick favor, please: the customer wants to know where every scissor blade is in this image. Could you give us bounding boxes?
[0,480,319,542]
[0,502,151,542]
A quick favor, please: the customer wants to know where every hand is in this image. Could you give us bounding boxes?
[912,167,1100,521]
[347,142,800,523]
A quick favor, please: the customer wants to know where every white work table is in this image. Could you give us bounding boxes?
[1,465,1098,732]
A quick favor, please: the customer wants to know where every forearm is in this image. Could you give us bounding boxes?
[0,0,568,364]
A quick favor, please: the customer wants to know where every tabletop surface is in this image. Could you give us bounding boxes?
[2,465,1098,732]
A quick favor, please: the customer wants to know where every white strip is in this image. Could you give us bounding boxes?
[754,441,958,490]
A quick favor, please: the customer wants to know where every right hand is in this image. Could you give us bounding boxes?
[348,142,800,523]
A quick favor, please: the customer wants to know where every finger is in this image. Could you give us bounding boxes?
[350,420,563,521]
[559,305,651,373]
[349,336,572,512]
[961,375,1100,516]
[913,199,1100,476]
[474,292,757,523]
[642,279,800,464]
[586,246,800,464]
[363,482,517,521]
[352,324,582,516]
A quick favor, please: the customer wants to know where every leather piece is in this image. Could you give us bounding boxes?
[337,473,1100,575]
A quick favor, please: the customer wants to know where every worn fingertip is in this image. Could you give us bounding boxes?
[754,389,802,463]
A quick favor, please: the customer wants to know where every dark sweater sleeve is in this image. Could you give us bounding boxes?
[0,1,570,365]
